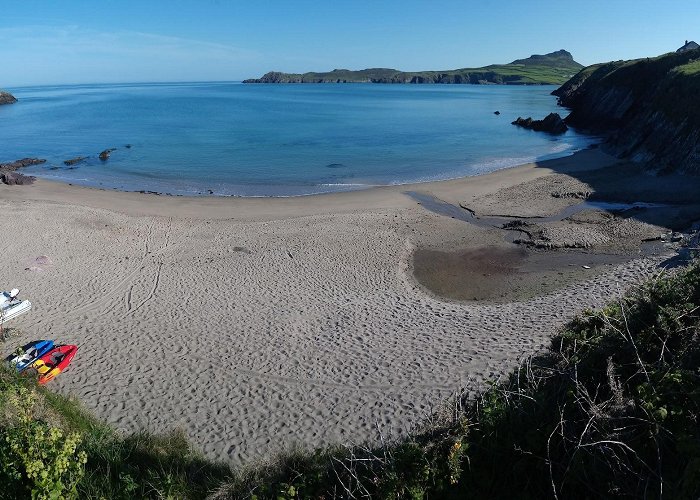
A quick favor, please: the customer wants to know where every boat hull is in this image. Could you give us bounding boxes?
[0,300,32,324]
[32,345,77,384]
[8,340,55,372]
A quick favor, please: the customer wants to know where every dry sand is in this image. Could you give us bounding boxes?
[0,149,692,466]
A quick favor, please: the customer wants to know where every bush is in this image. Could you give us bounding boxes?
[0,386,87,500]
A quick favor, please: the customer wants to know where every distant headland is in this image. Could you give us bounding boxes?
[243,49,583,85]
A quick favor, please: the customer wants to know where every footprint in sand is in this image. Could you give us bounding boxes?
[25,255,53,272]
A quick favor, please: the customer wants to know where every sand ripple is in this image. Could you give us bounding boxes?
[0,199,665,466]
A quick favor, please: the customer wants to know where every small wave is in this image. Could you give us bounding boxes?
[319,183,370,187]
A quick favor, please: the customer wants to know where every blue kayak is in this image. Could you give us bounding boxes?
[8,340,55,372]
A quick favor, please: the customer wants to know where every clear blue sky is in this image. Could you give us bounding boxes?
[2,0,699,86]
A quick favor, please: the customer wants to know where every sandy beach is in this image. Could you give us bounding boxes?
[1,149,697,466]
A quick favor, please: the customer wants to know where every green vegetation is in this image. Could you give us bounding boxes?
[674,59,700,76]
[0,370,232,499]
[554,47,700,172]
[555,48,700,131]
[243,50,582,85]
[1,262,699,498]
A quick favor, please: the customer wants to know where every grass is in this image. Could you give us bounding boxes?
[1,262,699,498]
[673,59,700,76]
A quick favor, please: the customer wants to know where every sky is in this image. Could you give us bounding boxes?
[2,0,700,86]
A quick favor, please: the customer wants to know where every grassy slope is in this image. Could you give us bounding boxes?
[1,262,699,498]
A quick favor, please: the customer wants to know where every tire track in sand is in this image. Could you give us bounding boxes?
[69,218,172,318]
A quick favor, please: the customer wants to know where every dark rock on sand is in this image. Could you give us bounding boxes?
[99,148,117,161]
[551,190,591,199]
[0,91,17,105]
[64,156,88,166]
[0,158,46,170]
[1,172,35,185]
[512,113,568,134]
[502,220,531,230]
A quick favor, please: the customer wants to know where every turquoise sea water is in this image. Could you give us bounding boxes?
[1,82,595,196]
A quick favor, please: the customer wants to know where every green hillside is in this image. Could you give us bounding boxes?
[243,50,583,85]
[554,48,700,173]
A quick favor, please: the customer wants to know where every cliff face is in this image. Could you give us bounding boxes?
[0,91,17,105]
[244,50,583,85]
[554,49,700,173]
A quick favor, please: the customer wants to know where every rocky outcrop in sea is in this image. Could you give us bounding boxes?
[99,148,117,161]
[0,158,46,170]
[64,156,89,166]
[512,113,568,134]
[0,91,17,105]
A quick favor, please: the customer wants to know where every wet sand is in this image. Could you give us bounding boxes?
[412,247,634,302]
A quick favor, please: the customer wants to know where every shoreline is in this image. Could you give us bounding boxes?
[1,147,697,466]
[5,148,616,219]
[21,138,595,200]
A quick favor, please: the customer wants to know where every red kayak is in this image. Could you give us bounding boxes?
[32,345,77,384]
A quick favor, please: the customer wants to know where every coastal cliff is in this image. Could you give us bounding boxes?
[244,50,582,85]
[0,91,17,105]
[554,48,700,173]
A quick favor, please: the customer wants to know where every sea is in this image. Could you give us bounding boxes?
[0,82,596,197]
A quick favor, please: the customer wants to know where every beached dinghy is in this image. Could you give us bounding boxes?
[0,289,32,324]
[8,339,55,372]
[32,345,78,384]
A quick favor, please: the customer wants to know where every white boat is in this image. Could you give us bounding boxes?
[0,289,32,324]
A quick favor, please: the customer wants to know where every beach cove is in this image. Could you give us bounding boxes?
[2,148,696,465]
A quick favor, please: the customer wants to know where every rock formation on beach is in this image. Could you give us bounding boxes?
[0,158,44,185]
[1,171,35,185]
[553,47,700,173]
[0,90,17,105]
[244,50,583,85]
[512,113,568,134]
